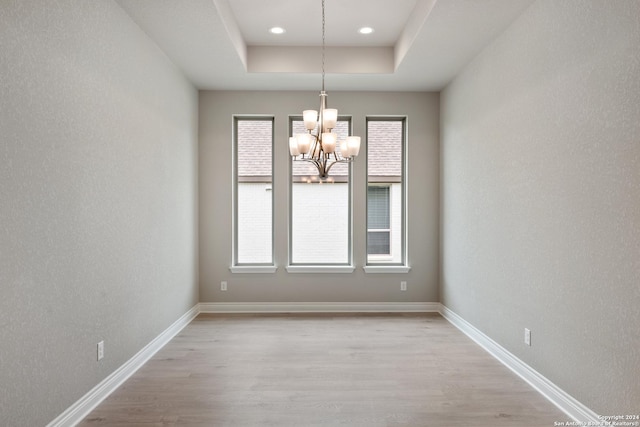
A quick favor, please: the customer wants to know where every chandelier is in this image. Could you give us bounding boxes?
[288,0,361,179]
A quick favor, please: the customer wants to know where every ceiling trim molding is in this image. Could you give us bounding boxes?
[247,46,394,74]
[394,0,438,70]
[213,0,248,69]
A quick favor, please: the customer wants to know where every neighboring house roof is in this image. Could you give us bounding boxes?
[368,121,402,177]
[237,119,272,178]
[237,118,402,180]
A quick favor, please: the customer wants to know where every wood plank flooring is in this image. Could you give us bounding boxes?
[79,313,567,426]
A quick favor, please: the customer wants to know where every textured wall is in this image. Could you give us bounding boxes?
[441,0,639,415]
[199,91,439,302]
[0,1,199,426]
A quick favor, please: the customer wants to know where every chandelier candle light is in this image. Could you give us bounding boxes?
[288,0,361,179]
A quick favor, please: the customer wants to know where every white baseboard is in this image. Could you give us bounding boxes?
[439,305,600,424]
[46,305,200,427]
[199,301,441,313]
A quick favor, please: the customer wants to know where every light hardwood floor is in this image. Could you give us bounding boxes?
[79,313,567,426]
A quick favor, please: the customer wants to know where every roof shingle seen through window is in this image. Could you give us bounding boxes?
[237,119,402,179]
[237,120,272,177]
[368,121,402,177]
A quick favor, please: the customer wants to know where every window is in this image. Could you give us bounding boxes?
[289,116,352,266]
[366,118,405,265]
[367,185,391,255]
[233,117,274,267]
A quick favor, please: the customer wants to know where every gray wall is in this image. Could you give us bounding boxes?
[0,2,199,426]
[441,0,639,415]
[199,91,439,303]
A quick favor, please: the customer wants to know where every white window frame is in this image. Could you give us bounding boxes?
[286,115,355,273]
[364,116,410,274]
[231,115,277,273]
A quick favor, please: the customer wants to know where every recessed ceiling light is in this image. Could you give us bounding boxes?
[269,27,286,35]
[358,27,374,35]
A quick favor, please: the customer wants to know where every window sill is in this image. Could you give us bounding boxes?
[363,265,411,274]
[286,265,356,274]
[230,265,278,274]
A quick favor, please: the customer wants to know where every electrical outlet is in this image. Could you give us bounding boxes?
[97,341,104,361]
[524,328,531,346]
[221,281,227,291]
[400,281,407,291]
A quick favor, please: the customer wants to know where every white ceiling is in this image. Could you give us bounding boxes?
[115,0,535,91]
[230,0,419,47]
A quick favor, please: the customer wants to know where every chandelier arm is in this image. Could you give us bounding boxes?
[293,155,351,179]
[311,153,328,179]
[307,134,315,158]
[312,135,322,158]
[317,158,328,179]
[297,156,324,176]
[323,158,343,176]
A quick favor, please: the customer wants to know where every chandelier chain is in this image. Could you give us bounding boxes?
[321,0,325,91]
[288,0,360,179]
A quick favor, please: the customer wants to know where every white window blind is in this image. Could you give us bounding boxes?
[367,186,390,255]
